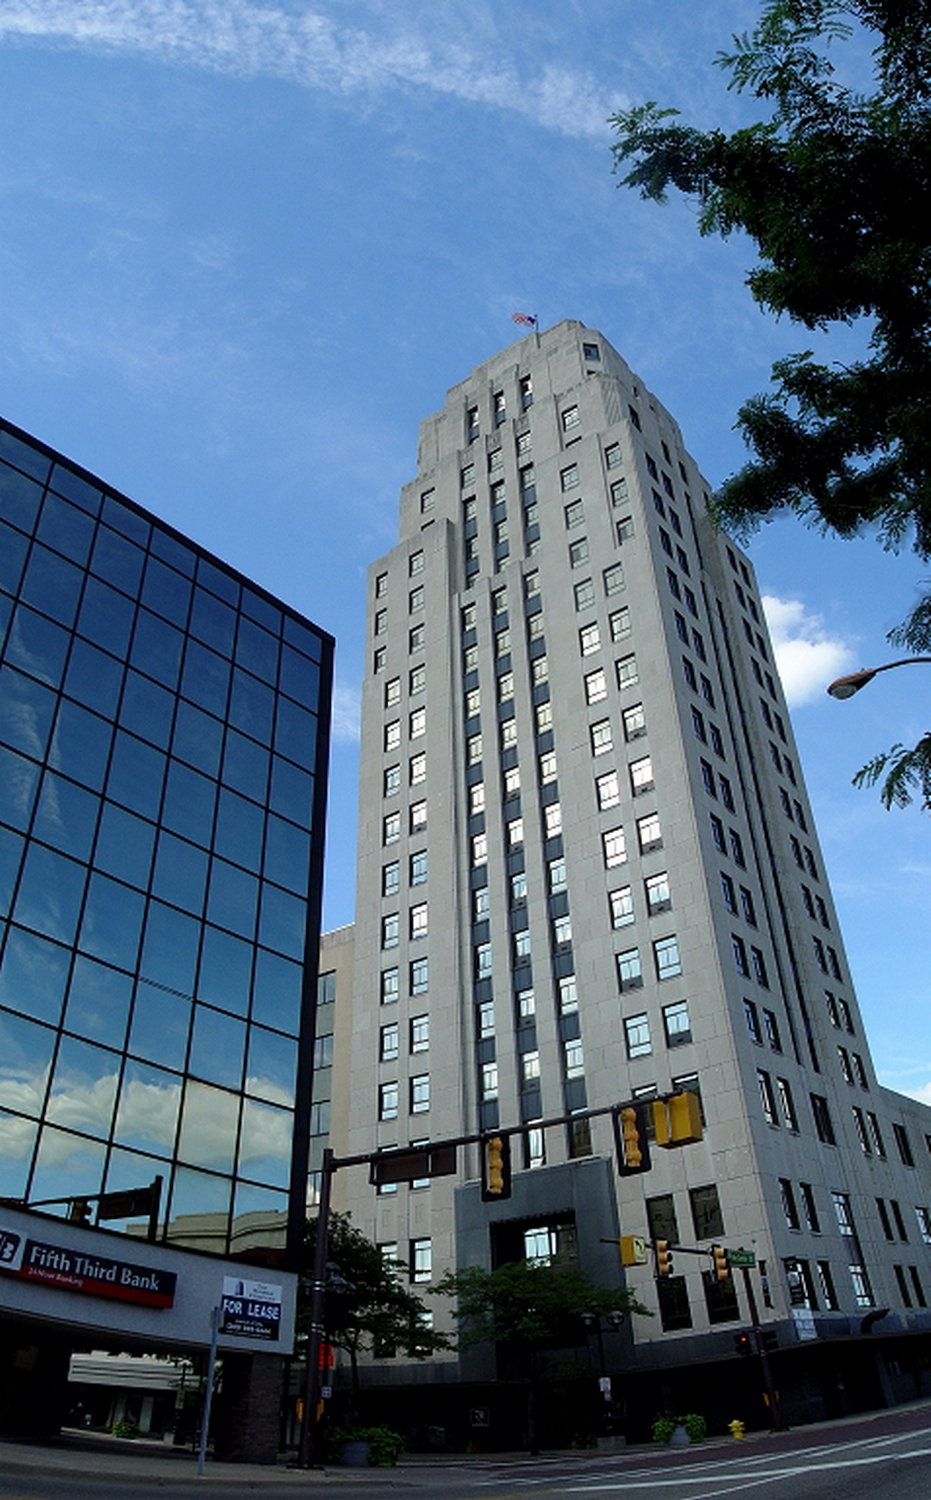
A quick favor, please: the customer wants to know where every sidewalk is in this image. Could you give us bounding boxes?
[3,1399,931,1489]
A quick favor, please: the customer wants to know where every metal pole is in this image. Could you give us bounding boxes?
[740,1262,784,1431]
[197,1304,220,1476]
[298,1147,333,1468]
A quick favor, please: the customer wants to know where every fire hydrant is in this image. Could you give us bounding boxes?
[728,1419,745,1439]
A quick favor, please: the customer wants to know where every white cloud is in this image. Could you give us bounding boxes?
[331,680,361,742]
[0,1,624,138]
[902,1081,931,1106]
[762,594,856,707]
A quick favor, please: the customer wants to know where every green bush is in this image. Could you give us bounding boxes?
[111,1420,139,1439]
[325,1424,405,1467]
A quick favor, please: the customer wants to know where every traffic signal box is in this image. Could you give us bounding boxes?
[711,1244,730,1281]
[654,1239,673,1278]
[612,1103,652,1176]
[653,1089,703,1147]
[481,1134,512,1201]
[619,1234,648,1266]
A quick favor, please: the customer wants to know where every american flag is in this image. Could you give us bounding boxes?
[511,312,537,327]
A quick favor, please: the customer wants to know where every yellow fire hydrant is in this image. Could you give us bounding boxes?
[728,1419,745,1439]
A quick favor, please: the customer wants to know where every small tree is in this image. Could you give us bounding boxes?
[436,1260,649,1451]
[300,1213,451,1404]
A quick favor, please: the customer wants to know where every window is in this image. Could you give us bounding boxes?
[740,887,757,926]
[701,759,716,798]
[646,870,671,913]
[574,577,595,611]
[374,608,388,637]
[610,885,635,927]
[373,646,386,673]
[539,750,557,783]
[590,718,613,756]
[616,654,638,689]
[564,498,584,529]
[507,815,524,848]
[564,1039,585,1078]
[596,770,621,810]
[379,1082,399,1120]
[894,1122,915,1167]
[467,733,482,766]
[410,1074,430,1114]
[548,856,567,893]
[380,1023,399,1062]
[609,607,631,641]
[520,374,533,408]
[800,1182,820,1232]
[745,999,762,1042]
[580,621,601,656]
[811,1093,836,1145]
[654,935,682,980]
[763,1009,781,1052]
[618,705,644,743]
[381,968,399,1005]
[410,1238,432,1283]
[409,664,426,695]
[471,832,487,867]
[475,942,492,977]
[868,1112,885,1156]
[637,811,662,852]
[384,764,401,796]
[410,956,429,995]
[603,827,627,867]
[517,987,536,1019]
[569,537,590,568]
[384,719,401,752]
[691,707,706,742]
[488,448,503,474]
[833,1191,855,1235]
[382,861,400,896]
[382,913,399,949]
[583,669,607,706]
[531,655,549,686]
[410,799,427,833]
[410,751,426,785]
[751,947,769,987]
[729,829,745,866]
[409,549,424,577]
[776,1077,798,1130]
[758,1070,777,1124]
[558,975,578,1013]
[409,585,424,612]
[500,718,518,750]
[560,463,580,492]
[562,405,580,432]
[553,914,572,947]
[503,764,521,794]
[917,1207,931,1244]
[663,1000,692,1047]
[521,1050,541,1085]
[535,702,553,735]
[611,478,628,507]
[617,947,642,990]
[384,676,401,709]
[465,687,481,719]
[625,1013,651,1058]
[477,1000,495,1039]
[849,1264,875,1308]
[410,706,426,739]
[690,1184,724,1240]
[544,802,563,837]
[604,563,624,596]
[616,515,635,543]
[410,1014,429,1054]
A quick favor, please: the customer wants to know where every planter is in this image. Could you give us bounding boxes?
[669,1424,691,1446]
[340,1440,371,1467]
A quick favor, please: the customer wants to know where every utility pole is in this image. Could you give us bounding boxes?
[739,1257,784,1431]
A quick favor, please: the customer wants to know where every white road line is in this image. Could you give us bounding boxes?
[565,1442,931,1491]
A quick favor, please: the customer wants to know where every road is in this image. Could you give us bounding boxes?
[2,1404,930,1500]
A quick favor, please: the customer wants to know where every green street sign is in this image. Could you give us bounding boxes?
[727,1249,757,1268]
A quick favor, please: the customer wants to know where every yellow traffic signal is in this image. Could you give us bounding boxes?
[481,1134,512,1201]
[613,1103,651,1175]
[653,1089,703,1147]
[711,1244,729,1281]
[655,1239,673,1278]
[68,1198,92,1226]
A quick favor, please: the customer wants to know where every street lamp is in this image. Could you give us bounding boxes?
[827,657,931,700]
[580,1310,626,1440]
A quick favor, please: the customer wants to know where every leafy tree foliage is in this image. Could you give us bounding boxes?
[610,0,931,805]
[437,1258,647,1353]
[300,1213,450,1399]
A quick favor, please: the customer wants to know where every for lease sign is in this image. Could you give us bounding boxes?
[0,1224,176,1308]
[220,1276,282,1341]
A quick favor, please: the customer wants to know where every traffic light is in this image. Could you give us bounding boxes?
[734,1331,753,1357]
[481,1134,512,1201]
[653,1089,703,1147]
[654,1239,673,1278]
[711,1244,729,1281]
[613,1103,651,1176]
[68,1197,92,1226]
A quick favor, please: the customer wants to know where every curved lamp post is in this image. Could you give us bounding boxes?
[827,656,931,700]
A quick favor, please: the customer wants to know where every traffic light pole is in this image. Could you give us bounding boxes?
[298,1147,334,1468]
[739,1262,784,1431]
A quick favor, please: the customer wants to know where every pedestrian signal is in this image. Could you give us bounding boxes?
[612,1103,651,1176]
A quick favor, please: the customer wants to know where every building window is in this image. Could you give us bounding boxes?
[382,913,399,949]
[584,668,607,704]
[732,934,749,976]
[564,1039,585,1079]
[409,849,428,886]
[565,498,585,529]
[410,752,426,785]
[623,703,646,740]
[410,956,429,995]
[559,975,578,1013]
[590,718,613,756]
[521,1050,541,1085]
[658,1277,693,1333]
[379,1082,399,1120]
[800,1182,820,1232]
[811,1093,836,1145]
[596,770,621,810]
[410,1074,430,1114]
[776,1077,798,1130]
[478,1001,495,1039]
[894,1122,915,1166]
[624,1013,651,1058]
[663,1000,692,1047]
[609,885,635,928]
[409,664,426,695]
[616,654,638,689]
[645,870,671,913]
[380,1023,399,1062]
[574,577,595,610]
[637,811,662,852]
[409,902,428,940]
[543,802,563,838]
[553,914,572,948]
[562,405,580,432]
[561,463,580,492]
[382,861,400,896]
[548,856,567,894]
[580,622,601,656]
[603,827,627,867]
[520,375,533,409]
[410,1238,432,1283]
[609,607,631,642]
[381,968,399,1005]
[513,928,532,961]
[409,586,424,613]
[518,987,536,1020]
[604,563,624,596]
[654,935,682,980]
[410,799,427,833]
[758,1069,777,1124]
[569,537,590,568]
[849,1264,875,1308]
[690,1184,724,1240]
[763,1010,781,1051]
[473,828,487,864]
[475,942,492,977]
[617,947,642,990]
[384,764,401,797]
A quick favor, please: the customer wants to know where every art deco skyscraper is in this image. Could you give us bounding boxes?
[341,322,931,1414]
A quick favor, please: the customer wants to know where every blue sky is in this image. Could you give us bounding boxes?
[1,1,928,1101]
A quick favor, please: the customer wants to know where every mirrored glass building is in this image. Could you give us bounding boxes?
[0,417,333,1267]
